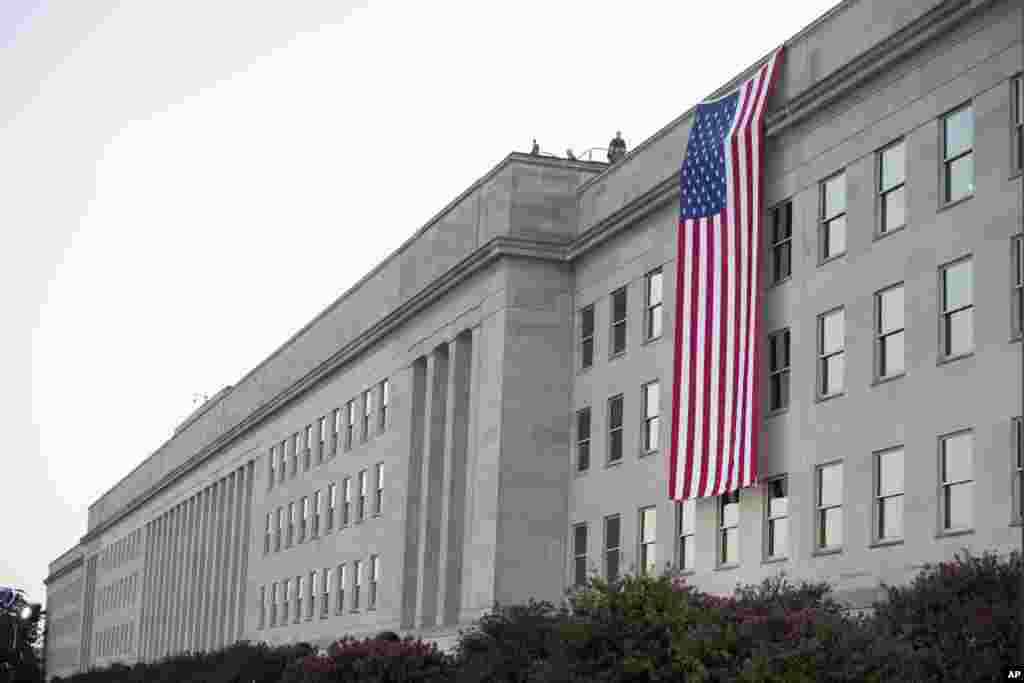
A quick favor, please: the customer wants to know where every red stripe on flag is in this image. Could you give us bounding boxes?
[669,217,687,500]
[683,217,701,500]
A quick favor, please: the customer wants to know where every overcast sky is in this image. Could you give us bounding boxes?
[3,0,838,606]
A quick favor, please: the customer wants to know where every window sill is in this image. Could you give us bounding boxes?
[373,513,382,519]
[938,194,974,213]
[641,334,663,347]
[765,276,792,291]
[577,365,594,376]
[815,391,845,404]
[873,224,906,242]
[765,407,789,420]
[868,539,904,549]
[675,568,697,577]
[812,547,843,557]
[871,372,906,387]
[715,563,740,572]
[937,351,974,367]
[1011,334,1022,344]
[574,467,590,478]
[1010,519,1024,527]
[609,350,627,362]
[1011,170,1023,181]
[936,528,974,539]
[818,252,846,267]
[639,449,659,459]
[604,459,624,469]
[762,555,788,565]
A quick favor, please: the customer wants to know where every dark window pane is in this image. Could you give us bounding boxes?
[581,307,594,338]
[609,430,623,462]
[574,525,587,554]
[577,409,591,440]
[612,289,627,321]
[680,535,694,570]
[612,323,626,354]
[605,516,620,547]
[880,331,904,377]
[606,551,619,581]
[880,143,905,191]
[944,107,974,159]
[774,242,792,281]
[582,339,594,368]
[946,154,974,202]
[881,186,906,232]
[609,397,623,427]
[577,442,590,471]
[945,308,973,356]
[774,202,792,241]
[574,557,587,586]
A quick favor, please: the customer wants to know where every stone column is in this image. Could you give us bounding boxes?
[235,461,254,640]
[416,345,449,628]
[401,359,428,629]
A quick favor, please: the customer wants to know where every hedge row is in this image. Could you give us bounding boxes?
[55,550,1022,682]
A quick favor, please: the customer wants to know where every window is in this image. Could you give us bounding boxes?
[639,506,657,574]
[331,409,340,455]
[610,287,628,356]
[879,141,906,233]
[768,329,790,411]
[607,394,624,464]
[818,309,845,397]
[358,470,367,521]
[327,483,336,531]
[1014,418,1023,523]
[345,400,356,451]
[942,104,974,203]
[264,513,271,554]
[576,408,591,472]
[275,507,283,551]
[875,448,904,541]
[374,463,383,515]
[312,491,321,537]
[287,502,295,547]
[1013,236,1022,338]
[719,490,739,566]
[295,575,303,623]
[769,201,793,284]
[268,447,276,491]
[318,417,327,462]
[352,560,362,610]
[940,431,973,531]
[361,390,373,443]
[300,497,309,542]
[820,172,846,261]
[342,477,351,526]
[876,285,905,379]
[321,568,331,618]
[278,440,286,482]
[604,514,621,582]
[304,425,312,469]
[307,571,317,619]
[677,499,696,571]
[644,269,664,340]
[572,523,588,587]
[379,379,390,433]
[369,555,379,609]
[290,433,299,476]
[641,381,660,453]
[282,578,290,624]
[765,477,788,560]
[816,462,843,550]
[579,305,595,370]
[941,258,973,357]
[335,564,346,615]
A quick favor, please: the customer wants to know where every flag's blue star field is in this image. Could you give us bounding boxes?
[680,91,739,220]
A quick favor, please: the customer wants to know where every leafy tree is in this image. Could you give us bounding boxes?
[0,588,44,683]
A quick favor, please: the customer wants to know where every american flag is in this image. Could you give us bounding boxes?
[668,50,783,502]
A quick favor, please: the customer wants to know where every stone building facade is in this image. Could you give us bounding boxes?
[44,0,1023,677]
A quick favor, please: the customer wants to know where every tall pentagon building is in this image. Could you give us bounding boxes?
[44,0,1023,678]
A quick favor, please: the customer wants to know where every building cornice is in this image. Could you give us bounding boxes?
[44,556,83,586]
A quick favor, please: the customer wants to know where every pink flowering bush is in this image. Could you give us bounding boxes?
[280,636,453,682]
